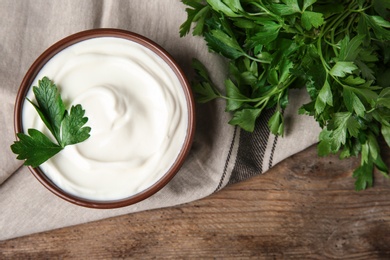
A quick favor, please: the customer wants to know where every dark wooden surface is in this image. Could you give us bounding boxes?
[1,143,390,259]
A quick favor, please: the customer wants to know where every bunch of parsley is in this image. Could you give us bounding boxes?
[180,0,390,190]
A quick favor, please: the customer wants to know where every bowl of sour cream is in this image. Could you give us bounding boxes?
[14,28,195,208]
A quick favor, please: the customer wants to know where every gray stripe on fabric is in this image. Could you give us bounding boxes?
[268,109,283,169]
[214,126,238,193]
[228,108,275,185]
[268,134,279,169]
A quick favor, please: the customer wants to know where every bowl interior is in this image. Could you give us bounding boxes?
[14,28,195,209]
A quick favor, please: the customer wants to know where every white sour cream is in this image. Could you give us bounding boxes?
[22,37,188,201]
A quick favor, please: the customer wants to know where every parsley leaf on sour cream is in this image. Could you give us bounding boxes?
[11,77,91,167]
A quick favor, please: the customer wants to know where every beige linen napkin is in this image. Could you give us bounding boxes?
[0,0,321,240]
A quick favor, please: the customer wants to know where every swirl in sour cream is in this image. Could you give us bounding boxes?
[22,37,188,201]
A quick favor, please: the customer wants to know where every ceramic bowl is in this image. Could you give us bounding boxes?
[14,28,195,209]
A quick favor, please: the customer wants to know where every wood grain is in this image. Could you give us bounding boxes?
[1,143,390,259]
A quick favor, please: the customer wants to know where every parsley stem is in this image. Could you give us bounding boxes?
[193,6,210,22]
[328,6,356,56]
[317,28,331,72]
[350,3,373,13]
[334,13,358,39]
[247,95,269,112]
[249,1,281,22]
[244,53,270,63]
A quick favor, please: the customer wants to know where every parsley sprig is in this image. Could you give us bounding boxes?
[180,0,390,190]
[11,77,91,167]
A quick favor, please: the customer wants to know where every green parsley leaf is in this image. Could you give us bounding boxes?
[329,61,358,78]
[315,79,333,114]
[301,11,324,30]
[28,76,66,144]
[271,0,300,16]
[268,110,284,136]
[191,58,222,103]
[225,79,248,111]
[11,129,63,168]
[249,21,281,46]
[376,86,390,109]
[204,29,245,59]
[179,0,210,37]
[363,14,390,40]
[343,75,365,86]
[343,88,366,117]
[11,77,91,167]
[229,108,262,132]
[338,35,365,62]
[353,161,374,191]
[302,0,317,11]
[382,124,390,147]
[61,104,91,147]
[206,0,243,17]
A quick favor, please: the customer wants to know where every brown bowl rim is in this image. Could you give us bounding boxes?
[14,28,195,209]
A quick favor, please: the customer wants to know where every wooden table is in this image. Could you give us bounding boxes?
[1,143,390,259]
